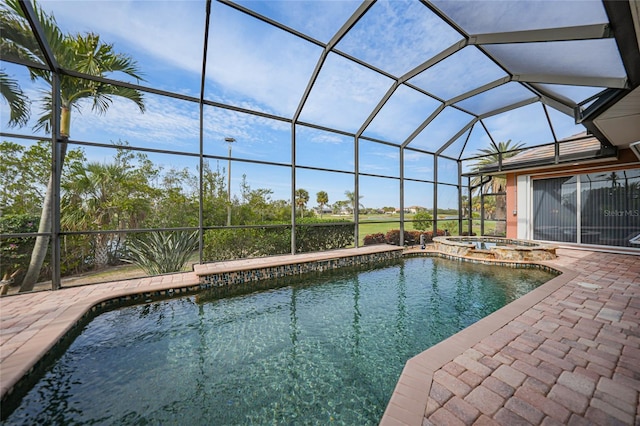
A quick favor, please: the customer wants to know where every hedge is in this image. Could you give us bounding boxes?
[203,219,355,261]
[362,229,447,246]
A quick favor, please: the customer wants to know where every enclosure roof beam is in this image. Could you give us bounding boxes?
[513,73,628,89]
[468,23,613,45]
[18,0,60,72]
[356,40,466,138]
[479,97,540,120]
[436,118,478,156]
[445,77,511,106]
[401,103,446,149]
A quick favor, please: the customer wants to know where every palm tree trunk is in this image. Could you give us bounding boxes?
[94,232,110,268]
[20,112,69,292]
[19,173,54,292]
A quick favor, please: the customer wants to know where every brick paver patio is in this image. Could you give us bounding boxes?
[382,248,640,425]
[1,247,639,425]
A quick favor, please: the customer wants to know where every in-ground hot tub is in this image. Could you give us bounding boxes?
[433,236,556,261]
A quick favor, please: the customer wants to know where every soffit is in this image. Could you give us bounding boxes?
[593,86,640,146]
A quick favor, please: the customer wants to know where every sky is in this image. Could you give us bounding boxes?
[1,0,623,210]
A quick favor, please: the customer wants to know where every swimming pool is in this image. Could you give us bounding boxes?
[2,257,556,425]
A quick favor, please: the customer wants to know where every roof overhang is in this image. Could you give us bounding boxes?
[590,86,640,148]
[578,0,640,149]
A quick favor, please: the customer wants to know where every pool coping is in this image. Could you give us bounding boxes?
[192,245,402,275]
[380,251,576,425]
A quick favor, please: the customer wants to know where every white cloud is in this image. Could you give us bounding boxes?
[44,1,206,74]
[235,0,361,43]
[363,85,442,143]
[205,3,323,117]
[482,103,554,147]
[69,95,200,150]
[298,53,392,133]
[336,0,462,77]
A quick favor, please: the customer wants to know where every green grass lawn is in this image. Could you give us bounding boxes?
[356,215,505,243]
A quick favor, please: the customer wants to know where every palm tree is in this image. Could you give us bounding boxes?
[61,161,151,268]
[295,188,309,218]
[470,140,524,236]
[316,191,329,218]
[1,0,146,291]
[344,190,364,214]
[470,140,524,195]
[606,172,620,189]
[0,70,30,127]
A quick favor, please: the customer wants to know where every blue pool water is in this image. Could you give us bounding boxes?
[3,257,556,425]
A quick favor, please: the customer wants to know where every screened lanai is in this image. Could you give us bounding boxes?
[1,0,639,291]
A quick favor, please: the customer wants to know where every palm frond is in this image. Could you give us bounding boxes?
[1,0,146,133]
[0,70,30,127]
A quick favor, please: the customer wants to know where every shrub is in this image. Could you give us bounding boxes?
[203,227,286,261]
[370,228,449,246]
[412,211,433,231]
[296,219,354,253]
[384,229,416,246]
[203,219,355,261]
[406,230,421,245]
[419,229,447,244]
[363,233,386,245]
[438,220,459,236]
[59,234,96,277]
[124,231,198,275]
[0,214,40,284]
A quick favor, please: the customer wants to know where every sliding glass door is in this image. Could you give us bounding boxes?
[533,176,577,243]
[532,169,640,247]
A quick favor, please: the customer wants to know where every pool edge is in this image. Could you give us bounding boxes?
[379,256,577,426]
[0,245,404,411]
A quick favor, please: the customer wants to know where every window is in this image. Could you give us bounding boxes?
[532,169,640,247]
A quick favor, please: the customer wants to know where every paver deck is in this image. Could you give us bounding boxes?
[1,246,639,425]
[382,248,640,425]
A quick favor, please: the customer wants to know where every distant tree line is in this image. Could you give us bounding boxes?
[0,140,355,286]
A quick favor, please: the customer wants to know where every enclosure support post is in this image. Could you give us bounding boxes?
[433,155,438,235]
[51,74,62,290]
[399,147,405,246]
[457,161,463,236]
[291,124,297,254]
[354,136,360,248]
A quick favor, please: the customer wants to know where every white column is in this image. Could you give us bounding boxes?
[516,175,531,239]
